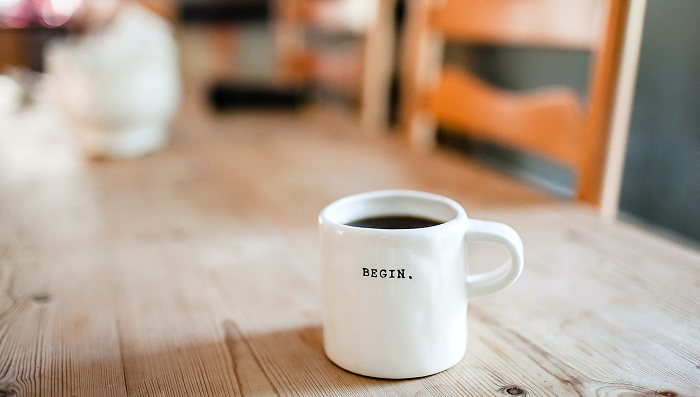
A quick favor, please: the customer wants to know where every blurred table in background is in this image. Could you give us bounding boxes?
[0,87,698,396]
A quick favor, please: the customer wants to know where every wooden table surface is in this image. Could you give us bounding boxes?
[1,92,699,397]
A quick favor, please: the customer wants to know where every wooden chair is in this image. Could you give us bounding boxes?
[400,0,631,205]
[275,0,397,133]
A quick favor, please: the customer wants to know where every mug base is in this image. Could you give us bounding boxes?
[324,349,466,380]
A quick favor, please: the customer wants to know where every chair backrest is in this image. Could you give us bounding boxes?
[275,0,396,133]
[400,0,630,205]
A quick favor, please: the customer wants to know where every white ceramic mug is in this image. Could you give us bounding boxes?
[319,190,524,379]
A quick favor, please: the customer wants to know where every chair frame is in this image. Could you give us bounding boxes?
[275,0,397,134]
[400,0,631,205]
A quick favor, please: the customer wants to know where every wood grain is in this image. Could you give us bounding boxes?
[0,88,698,396]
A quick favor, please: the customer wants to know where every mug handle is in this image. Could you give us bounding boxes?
[464,219,524,299]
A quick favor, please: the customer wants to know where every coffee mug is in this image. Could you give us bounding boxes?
[319,190,524,379]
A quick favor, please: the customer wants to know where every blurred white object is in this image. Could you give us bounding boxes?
[313,0,379,33]
[0,75,23,116]
[0,0,21,8]
[338,0,378,32]
[46,3,181,158]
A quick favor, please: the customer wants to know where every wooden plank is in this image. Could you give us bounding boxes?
[0,87,698,395]
[430,0,602,49]
[0,109,127,396]
[427,67,585,166]
[468,207,700,396]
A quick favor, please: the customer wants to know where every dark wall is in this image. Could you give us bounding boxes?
[619,0,700,244]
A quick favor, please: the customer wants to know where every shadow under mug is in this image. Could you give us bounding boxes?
[319,190,524,379]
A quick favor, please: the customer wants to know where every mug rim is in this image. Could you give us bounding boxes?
[319,189,468,234]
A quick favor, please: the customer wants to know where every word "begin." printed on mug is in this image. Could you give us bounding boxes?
[362,268,412,279]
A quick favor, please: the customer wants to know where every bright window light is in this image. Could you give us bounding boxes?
[0,0,22,9]
[50,0,82,17]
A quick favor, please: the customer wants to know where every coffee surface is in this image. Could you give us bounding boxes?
[346,215,443,229]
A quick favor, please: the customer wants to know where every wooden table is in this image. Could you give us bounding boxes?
[1,92,699,396]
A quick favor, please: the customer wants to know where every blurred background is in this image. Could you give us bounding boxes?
[0,0,698,245]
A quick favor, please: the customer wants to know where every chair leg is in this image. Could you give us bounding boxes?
[599,0,647,221]
[409,111,437,151]
[211,26,238,81]
[361,0,397,135]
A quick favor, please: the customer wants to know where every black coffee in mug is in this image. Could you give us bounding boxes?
[346,215,443,229]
